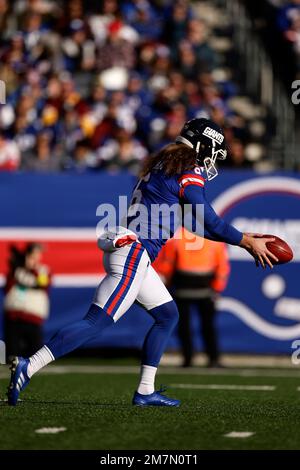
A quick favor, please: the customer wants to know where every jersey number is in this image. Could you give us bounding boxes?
[128,173,150,217]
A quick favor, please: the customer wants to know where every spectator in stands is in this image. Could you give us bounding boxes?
[68,138,97,171]
[163,0,193,46]
[22,131,62,172]
[97,19,136,71]
[12,114,37,154]
[284,10,300,58]
[98,120,147,174]
[0,0,17,41]
[154,228,230,368]
[0,132,20,170]
[187,19,217,71]
[0,0,267,173]
[62,19,96,73]
[125,0,162,41]
[223,138,252,168]
[277,0,300,32]
[178,41,201,80]
[89,0,121,45]
[3,243,51,359]
[61,107,84,155]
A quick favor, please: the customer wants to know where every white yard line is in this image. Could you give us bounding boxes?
[170,383,275,391]
[161,353,295,368]
[0,364,300,379]
[27,365,300,378]
[225,432,254,438]
[35,427,66,434]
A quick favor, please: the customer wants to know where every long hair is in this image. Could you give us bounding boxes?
[141,143,197,177]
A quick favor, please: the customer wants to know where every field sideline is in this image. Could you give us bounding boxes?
[1,359,300,450]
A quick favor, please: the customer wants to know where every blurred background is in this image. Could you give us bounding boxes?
[0,0,300,367]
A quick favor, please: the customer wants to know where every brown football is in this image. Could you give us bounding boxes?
[262,234,293,265]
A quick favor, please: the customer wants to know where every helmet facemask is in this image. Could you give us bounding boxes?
[197,141,227,181]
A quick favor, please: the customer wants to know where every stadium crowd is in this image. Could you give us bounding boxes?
[0,0,264,173]
[269,0,300,73]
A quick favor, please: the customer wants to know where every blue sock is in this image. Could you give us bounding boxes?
[141,300,179,367]
[46,303,114,359]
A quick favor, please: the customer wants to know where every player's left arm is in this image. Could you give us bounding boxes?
[179,172,278,268]
[181,179,243,246]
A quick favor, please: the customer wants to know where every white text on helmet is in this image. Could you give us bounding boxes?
[203,127,224,145]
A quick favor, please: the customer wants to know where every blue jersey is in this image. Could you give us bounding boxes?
[126,166,243,262]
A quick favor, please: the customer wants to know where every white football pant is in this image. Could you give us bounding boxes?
[93,241,173,321]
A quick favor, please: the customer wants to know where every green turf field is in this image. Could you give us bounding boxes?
[1,359,300,450]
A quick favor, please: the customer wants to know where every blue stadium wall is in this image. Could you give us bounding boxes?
[0,170,300,355]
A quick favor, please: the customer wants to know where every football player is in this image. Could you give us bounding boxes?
[7,118,277,407]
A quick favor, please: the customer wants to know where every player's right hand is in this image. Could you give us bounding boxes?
[240,233,278,269]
